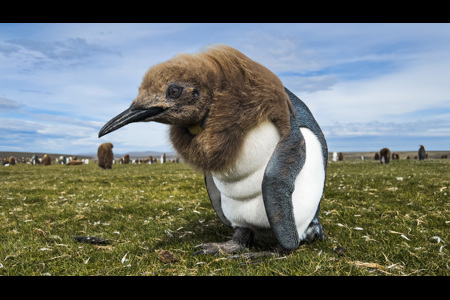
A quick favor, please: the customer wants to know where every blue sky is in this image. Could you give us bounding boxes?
[1,23,449,155]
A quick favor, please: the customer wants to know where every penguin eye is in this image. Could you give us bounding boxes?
[167,85,183,99]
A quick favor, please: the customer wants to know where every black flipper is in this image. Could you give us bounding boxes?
[204,174,232,227]
[262,87,328,250]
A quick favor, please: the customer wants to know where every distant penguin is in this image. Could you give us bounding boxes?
[418,145,426,161]
[98,143,114,169]
[98,45,328,254]
[380,148,390,164]
[42,154,51,165]
[31,154,39,165]
[332,152,338,162]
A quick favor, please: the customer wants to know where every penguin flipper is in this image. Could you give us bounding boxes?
[262,112,305,250]
[204,174,232,227]
[262,87,328,250]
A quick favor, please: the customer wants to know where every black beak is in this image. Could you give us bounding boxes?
[98,106,166,138]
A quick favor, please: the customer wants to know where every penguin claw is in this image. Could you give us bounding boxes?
[227,251,277,260]
[193,240,248,255]
[193,249,206,256]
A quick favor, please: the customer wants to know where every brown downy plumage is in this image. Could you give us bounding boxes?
[100,45,294,173]
[97,142,114,169]
[145,45,293,173]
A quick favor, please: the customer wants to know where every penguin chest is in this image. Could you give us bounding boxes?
[211,121,281,230]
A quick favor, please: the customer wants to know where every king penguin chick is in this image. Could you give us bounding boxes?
[99,45,328,256]
[418,145,426,161]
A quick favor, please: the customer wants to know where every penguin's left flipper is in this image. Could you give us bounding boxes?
[204,174,231,227]
[262,113,305,250]
[262,88,327,250]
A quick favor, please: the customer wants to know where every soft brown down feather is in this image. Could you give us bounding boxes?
[148,45,295,173]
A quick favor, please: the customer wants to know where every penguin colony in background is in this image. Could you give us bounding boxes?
[99,45,328,255]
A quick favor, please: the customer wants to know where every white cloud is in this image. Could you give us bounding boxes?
[0,97,21,111]
[237,32,324,74]
[281,75,338,93]
[298,49,450,126]
[324,119,450,138]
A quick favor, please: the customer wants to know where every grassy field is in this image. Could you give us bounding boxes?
[0,159,448,276]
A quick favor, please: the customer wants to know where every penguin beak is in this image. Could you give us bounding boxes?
[98,106,166,138]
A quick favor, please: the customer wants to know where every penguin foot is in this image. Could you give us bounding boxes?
[193,240,248,255]
[304,217,327,243]
[193,226,254,255]
[228,247,290,259]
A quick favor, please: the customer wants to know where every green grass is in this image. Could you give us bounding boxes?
[0,160,448,276]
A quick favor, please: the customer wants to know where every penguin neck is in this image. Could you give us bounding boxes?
[169,120,281,174]
[169,123,244,173]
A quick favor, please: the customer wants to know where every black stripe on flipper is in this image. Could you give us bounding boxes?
[262,111,305,250]
[205,174,232,227]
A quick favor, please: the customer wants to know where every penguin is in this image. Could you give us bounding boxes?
[98,45,328,254]
[380,147,390,164]
[418,145,426,161]
[332,152,338,162]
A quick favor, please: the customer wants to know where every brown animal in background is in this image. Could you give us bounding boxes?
[441,154,448,159]
[8,156,15,165]
[374,152,380,160]
[124,154,130,164]
[144,155,153,164]
[42,154,51,165]
[97,142,114,169]
[392,152,399,160]
[67,160,83,165]
[338,152,344,161]
[418,145,426,161]
[379,148,390,163]
[144,155,154,164]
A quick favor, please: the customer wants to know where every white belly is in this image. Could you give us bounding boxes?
[211,121,325,236]
[212,121,280,230]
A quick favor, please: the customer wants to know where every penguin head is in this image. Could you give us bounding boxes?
[98,53,216,138]
[99,45,292,172]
